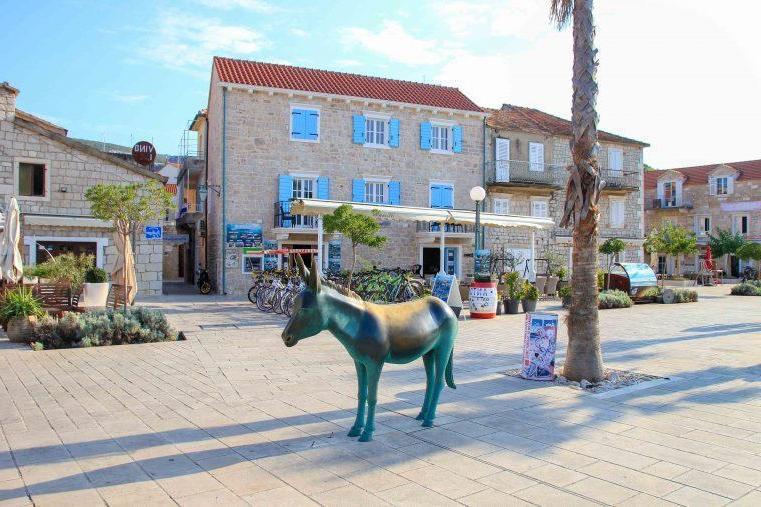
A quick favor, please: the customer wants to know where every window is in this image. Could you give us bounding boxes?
[365,117,386,146]
[663,181,677,207]
[696,216,711,235]
[610,199,625,228]
[18,162,46,197]
[243,255,263,274]
[531,199,548,218]
[716,177,730,195]
[492,198,510,215]
[528,142,544,172]
[608,148,623,175]
[365,181,386,204]
[430,184,454,209]
[733,215,749,235]
[290,107,319,142]
[292,177,315,227]
[431,125,449,151]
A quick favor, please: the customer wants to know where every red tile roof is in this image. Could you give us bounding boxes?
[213,57,483,112]
[486,104,648,147]
[644,159,761,189]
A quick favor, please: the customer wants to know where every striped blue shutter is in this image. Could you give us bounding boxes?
[443,186,454,208]
[420,122,432,150]
[306,110,319,140]
[452,125,463,153]
[317,176,330,199]
[352,115,366,144]
[352,179,365,202]
[388,181,400,205]
[430,185,442,208]
[389,118,400,148]
[291,109,305,139]
[278,174,293,226]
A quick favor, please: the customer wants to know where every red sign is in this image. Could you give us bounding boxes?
[132,141,156,166]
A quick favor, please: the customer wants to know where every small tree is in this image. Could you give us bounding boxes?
[323,204,387,287]
[599,238,626,290]
[709,228,748,272]
[737,242,761,264]
[85,181,173,311]
[645,222,698,276]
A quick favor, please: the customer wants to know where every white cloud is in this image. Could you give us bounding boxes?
[436,0,551,41]
[289,28,309,38]
[134,13,268,73]
[342,21,446,66]
[109,93,149,104]
[194,0,272,12]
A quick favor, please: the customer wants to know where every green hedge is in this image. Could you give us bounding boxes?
[731,282,761,296]
[598,290,633,309]
[31,308,178,350]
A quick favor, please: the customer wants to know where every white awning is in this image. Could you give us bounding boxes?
[291,199,554,230]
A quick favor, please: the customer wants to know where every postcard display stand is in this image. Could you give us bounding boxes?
[431,273,463,317]
[520,312,558,381]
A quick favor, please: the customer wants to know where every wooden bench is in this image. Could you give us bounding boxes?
[106,284,133,310]
[32,283,74,315]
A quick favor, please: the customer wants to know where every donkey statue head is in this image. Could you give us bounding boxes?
[281,255,328,347]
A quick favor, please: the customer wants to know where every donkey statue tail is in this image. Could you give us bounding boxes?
[445,350,456,389]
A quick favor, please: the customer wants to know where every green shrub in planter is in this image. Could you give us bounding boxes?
[26,253,94,289]
[598,289,633,309]
[671,288,698,303]
[521,281,539,312]
[640,286,663,299]
[731,283,761,296]
[85,267,108,283]
[558,284,572,308]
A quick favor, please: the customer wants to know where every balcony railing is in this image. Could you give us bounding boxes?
[274,200,317,229]
[487,160,564,187]
[600,169,640,190]
[416,221,472,234]
[646,198,693,210]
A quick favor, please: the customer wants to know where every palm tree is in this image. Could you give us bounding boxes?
[550,0,604,382]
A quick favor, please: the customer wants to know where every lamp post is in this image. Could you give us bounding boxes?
[469,186,486,251]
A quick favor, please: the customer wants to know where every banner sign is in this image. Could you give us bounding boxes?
[226,223,262,248]
[242,247,317,255]
[144,225,162,240]
[720,201,761,212]
[520,312,558,381]
[163,233,188,245]
[264,240,278,271]
[328,240,341,272]
[432,273,454,302]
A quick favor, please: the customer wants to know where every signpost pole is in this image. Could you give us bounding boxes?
[439,225,446,274]
[530,230,536,281]
[317,216,324,271]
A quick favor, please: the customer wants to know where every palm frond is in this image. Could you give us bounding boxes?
[549,0,574,29]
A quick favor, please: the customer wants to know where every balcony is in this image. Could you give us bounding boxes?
[646,198,693,210]
[600,169,640,191]
[176,200,203,226]
[274,200,317,230]
[486,160,564,189]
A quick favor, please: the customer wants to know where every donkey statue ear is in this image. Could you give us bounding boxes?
[309,257,321,293]
[295,254,310,282]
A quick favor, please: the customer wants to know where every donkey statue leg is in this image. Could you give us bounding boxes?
[359,362,384,442]
[348,361,367,437]
[416,352,435,421]
[422,338,455,428]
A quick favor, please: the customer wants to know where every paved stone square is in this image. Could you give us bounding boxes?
[0,286,759,506]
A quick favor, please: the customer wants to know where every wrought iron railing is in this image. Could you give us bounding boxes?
[416,221,472,233]
[487,160,640,190]
[646,198,693,210]
[274,200,316,229]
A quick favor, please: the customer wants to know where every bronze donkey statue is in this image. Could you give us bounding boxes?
[282,256,458,442]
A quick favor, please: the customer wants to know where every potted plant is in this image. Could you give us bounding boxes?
[559,284,572,308]
[521,281,539,313]
[503,271,522,314]
[0,287,45,343]
[80,267,110,308]
[556,266,568,290]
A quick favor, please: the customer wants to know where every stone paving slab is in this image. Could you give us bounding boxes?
[0,285,759,506]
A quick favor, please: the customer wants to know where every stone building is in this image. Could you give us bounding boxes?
[0,82,165,295]
[644,159,761,276]
[483,104,649,274]
[201,57,486,294]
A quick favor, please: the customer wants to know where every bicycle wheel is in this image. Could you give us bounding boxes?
[247,285,258,304]
[256,287,273,312]
[282,291,294,317]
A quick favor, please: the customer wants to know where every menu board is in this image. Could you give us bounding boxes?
[226,223,262,248]
[432,273,454,302]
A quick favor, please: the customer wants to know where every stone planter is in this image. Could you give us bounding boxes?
[504,298,521,314]
[81,282,110,309]
[545,276,560,295]
[521,298,537,313]
[534,276,547,294]
[6,316,37,343]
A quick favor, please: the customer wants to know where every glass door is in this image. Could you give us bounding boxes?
[292,177,315,228]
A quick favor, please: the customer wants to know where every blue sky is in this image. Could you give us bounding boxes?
[3,0,760,167]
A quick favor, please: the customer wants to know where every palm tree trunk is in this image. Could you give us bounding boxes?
[560,0,604,382]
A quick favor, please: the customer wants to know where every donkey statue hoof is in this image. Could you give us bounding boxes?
[415,412,426,420]
[421,419,434,428]
[358,431,374,442]
[347,426,363,437]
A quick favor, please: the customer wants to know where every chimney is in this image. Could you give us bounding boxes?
[0,82,19,122]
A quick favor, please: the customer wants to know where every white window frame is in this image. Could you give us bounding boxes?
[364,179,388,204]
[289,104,320,143]
[242,255,264,274]
[732,214,750,235]
[662,181,677,207]
[528,142,545,172]
[609,197,625,229]
[23,236,108,268]
[14,157,51,202]
[695,215,711,236]
[364,113,390,148]
[430,122,453,154]
[715,176,730,195]
[608,147,624,175]
[530,197,549,218]
[492,197,510,215]
[418,244,462,279]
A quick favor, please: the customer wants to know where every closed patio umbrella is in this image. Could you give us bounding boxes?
[0,197,23,283]
[111,229,137,306]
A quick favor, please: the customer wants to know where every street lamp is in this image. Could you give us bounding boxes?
[469,186,486,251]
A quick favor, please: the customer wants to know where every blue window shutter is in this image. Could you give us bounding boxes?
[452,125,463,153]
[430,185,442,208]
[420,122,432,150]
[317,176,330,199]
[388,181,400,205]
[306,111,319,140]
[291,109,305,139]
[352,179,365,202]
[352,115,366,144]
[389,118,400,148]
[278,174,293,202]
[443,186,454,208]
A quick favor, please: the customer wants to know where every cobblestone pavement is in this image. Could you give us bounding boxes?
[1,286,760,506]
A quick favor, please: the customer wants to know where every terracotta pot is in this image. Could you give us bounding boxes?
[522,298,537,313]
[6,315,37,343]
